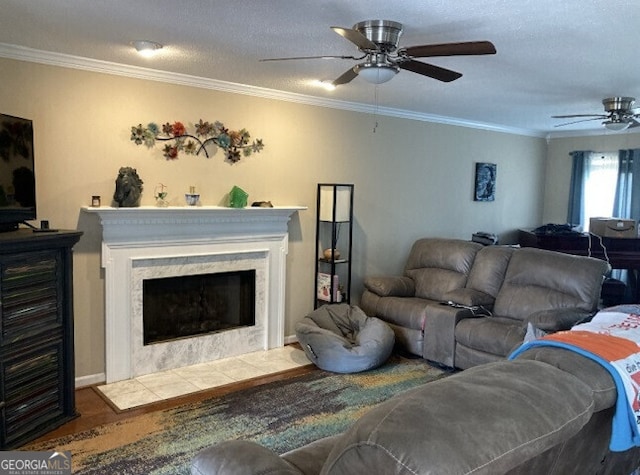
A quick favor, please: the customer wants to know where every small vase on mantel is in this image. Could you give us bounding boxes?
[154,183,169,207]
[185,185,200,206]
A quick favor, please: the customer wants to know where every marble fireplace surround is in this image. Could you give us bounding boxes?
[84,206,304,383]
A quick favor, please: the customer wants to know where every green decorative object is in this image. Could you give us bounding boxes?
[229,186,248,208]
[130,120,264,163]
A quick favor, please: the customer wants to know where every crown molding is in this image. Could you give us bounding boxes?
[0,43,546,137]
[545,127,640,140]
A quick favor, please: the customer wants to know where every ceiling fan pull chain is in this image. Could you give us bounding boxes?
[373,84,379,133]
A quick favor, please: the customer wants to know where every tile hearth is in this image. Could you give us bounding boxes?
[97,346,310,410]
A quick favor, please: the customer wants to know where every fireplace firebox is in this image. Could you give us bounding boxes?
[143,270,256,345]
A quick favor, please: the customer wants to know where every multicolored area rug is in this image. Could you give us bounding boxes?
[25,356,447,474]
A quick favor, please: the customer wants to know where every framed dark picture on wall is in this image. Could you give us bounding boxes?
[474,162,496,201]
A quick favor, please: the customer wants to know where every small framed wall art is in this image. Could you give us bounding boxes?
[474,162,497,201]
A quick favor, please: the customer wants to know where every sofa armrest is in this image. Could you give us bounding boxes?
[442,288,494,307]
[527,308,594,332]
[192,440,302,475]
[423,304,475,367]
[363,276,415,297]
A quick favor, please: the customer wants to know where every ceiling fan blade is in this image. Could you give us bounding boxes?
[399,60,462,82]
[331,26,379,50]
[332,67,358,86]
[551,114,607,119]
[260,55,360,62]
[402,41,496,58]
[554,117,604,127]
[628,119,640,128]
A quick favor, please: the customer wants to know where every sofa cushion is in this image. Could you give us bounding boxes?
[322,360,594,475]
[493,248,609,321]
[407,268,469,300]
[455,316,525,357]
[374,296,433,331]
[404,238,482,272]
[454,344,506,369]
[192,440,302,475]
[404,238,481,301]
[466,245,514,298]
[514,346,617,412]
[527,307,593,331]
[282,435,339,474]
[363,275,415,297]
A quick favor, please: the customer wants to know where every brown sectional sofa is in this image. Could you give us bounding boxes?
[190,239,640,474]
[192,346,640,474]
[360,238,611,369]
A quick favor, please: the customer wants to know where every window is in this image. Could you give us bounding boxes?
[567,149,640,231]
[581,152,618,231]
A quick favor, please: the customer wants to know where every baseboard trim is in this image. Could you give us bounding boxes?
[284,334,298,345]
[76,373,105,388]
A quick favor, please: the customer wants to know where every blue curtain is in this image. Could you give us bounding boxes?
[611,149,640,300]
[567,151,589,225]
[613,149,640,221]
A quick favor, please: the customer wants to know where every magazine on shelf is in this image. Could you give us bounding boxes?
[317,272,341,302]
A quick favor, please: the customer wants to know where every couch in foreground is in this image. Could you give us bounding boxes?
[191,345,640,474]
[360,238,610,369]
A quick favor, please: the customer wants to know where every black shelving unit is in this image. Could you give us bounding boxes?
[0,229,82,448]
[314,184,354,308]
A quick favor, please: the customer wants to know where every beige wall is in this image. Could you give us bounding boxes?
[0,57,547,382]
[544,133,640,224]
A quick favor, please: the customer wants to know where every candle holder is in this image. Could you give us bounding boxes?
[185,186,199,206]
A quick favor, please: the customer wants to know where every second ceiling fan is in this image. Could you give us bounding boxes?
[553,97,640,131]
[261,20,496,86]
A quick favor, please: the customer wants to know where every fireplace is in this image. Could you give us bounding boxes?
[84,206,304,383]
[143,270,256,345]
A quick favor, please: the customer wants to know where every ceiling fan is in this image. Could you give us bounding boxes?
[553,97,640,131]
[260,20,496,86]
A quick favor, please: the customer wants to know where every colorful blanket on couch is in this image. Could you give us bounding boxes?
[510,306,640,452]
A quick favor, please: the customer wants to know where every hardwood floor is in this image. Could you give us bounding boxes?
[29,363,317,446]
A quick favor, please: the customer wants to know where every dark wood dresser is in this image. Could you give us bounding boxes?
[0,229,82,448]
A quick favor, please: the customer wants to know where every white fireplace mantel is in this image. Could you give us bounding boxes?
[83,206,306,244]
[83,205,305,383]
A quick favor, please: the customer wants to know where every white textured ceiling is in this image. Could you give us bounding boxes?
[1,0,640,137]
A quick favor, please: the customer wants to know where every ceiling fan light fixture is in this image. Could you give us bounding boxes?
[131,40,163,57]
[603,120,631,132]
[319,80,336,91]
[355,63,399,84]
